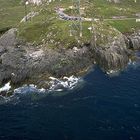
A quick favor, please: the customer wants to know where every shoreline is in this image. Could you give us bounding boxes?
[0,28,140,95]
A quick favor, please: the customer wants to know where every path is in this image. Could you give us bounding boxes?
[55,7,139,22]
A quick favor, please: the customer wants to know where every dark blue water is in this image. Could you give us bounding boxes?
[0,62,140,140]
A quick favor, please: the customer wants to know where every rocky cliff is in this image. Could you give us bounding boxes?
[90,24,130,73]
[0,26,140,93]
[0,29,93,88]
[127,31,140,50]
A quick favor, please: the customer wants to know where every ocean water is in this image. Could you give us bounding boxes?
[0,57,140,140]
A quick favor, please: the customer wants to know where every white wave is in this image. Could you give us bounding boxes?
[107,70,119,74]
[106,70,120,77]
[0,82,11,93]
[13,75,81,94]
[128,59,136,65]
[14,84,46,94]
[48,75,80,91]
[127,58,140,70]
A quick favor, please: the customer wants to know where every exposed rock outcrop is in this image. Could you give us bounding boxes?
[0,28,17,47]
[0,27,139,90]
[91,25,129,72]
[0,28,93,87]
[126,31,140,50]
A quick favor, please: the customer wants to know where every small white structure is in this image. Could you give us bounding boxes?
[28,0,42,5]
[26,1,29,5]
[136,19,140,22]
[107,0,120,3]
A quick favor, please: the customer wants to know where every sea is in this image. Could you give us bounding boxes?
[0,52,140,140]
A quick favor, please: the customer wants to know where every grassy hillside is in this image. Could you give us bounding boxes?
[86,0,140,33]
[0,0,140,46]
[86,0,140,18]
[0,0,25,32]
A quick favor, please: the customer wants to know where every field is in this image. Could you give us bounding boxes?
[0,0,25,33]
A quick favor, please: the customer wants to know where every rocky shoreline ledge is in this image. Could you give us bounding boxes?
[0,28,140,95]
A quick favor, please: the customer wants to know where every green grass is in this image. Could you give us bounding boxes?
[18,2,93,48]
[105,19,140,33]
[0,0,33,34]
[86,0,140,18]
[0,0,140,47]
[18,17,92,48]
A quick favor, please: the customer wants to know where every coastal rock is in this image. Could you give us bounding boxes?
[0,27,139,90]
[0,28,92,87]
[0,28,17,47]
[91,25,129,72]
[127,31,140,50]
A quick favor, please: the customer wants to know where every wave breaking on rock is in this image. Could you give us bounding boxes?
[14,75,81,94]
[0,75,82,103]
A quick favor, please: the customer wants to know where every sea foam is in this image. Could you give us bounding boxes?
[14,75,81,94]
[0,82,11,93]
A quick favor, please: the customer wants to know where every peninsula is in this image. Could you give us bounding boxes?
[0,0,140,94]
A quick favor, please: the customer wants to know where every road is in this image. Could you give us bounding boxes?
[55,8,139,22]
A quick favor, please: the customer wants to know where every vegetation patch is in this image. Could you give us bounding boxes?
[0,0,140,47]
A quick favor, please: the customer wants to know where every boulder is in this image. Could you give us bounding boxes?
[127,31,140,50]
[0,28,17,47]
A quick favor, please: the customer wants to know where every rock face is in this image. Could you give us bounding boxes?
[0,28,17,46]
[0,29,93,87]
[91,26,129,72]
[0,27,139,89]
[127,31,140,50]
